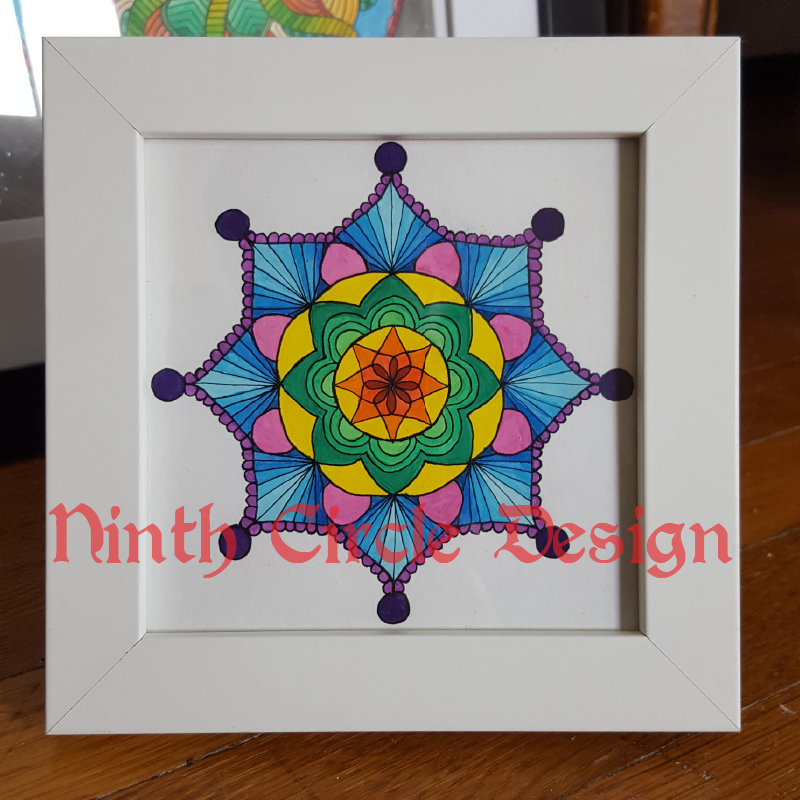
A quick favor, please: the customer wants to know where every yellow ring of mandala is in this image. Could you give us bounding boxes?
[334,326,449,441]
[276,272,505,496]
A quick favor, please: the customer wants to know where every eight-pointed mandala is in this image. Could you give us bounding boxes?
[152,142,634,625]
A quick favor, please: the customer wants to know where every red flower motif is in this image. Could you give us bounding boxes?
[336,327,448,439]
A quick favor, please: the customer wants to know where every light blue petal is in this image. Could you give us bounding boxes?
[252,241,322,315]
[456,242,530,318]
[196,333,278,433]
[338,185,442,272]
[457,451,536,527]
[253,451,326,525]
[503,334,590,435]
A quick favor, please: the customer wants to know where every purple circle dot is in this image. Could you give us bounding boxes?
[218,524,251,560]
[215,209,250,241]
[600,368,635,401]
[151,368,184,402]
[536,526,570,559]
[374,142,407,174]
[377,592,410,624]
[531,208,565,242]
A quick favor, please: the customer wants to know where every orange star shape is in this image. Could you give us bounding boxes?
[336,327,448,440]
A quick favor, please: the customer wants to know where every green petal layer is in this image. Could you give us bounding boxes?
[282,275,500,494]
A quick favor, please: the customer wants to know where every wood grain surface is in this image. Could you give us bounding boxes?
[1,56,798,799]
[632,0,718,35]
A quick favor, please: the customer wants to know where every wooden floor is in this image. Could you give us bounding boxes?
[2,58,799,799]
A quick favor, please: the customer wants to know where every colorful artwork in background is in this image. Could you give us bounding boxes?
[151,143,635,625]
[114,0,402,37]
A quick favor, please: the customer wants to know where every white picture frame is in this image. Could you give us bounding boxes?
[45,36,740,733]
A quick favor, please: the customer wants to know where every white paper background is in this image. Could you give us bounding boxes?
[144,138,639,631]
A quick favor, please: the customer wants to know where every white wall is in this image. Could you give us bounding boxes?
[449,0,539,37]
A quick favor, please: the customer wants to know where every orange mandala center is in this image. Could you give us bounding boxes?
[334,326,449,441]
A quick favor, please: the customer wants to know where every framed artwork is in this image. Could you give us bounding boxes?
[45,37,740,733]
[114,0,406,38]
[143,135,640,633]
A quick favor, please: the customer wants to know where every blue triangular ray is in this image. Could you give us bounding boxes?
[502,334,590,436]
[337,185,442,273]
[394,213,442,272]
[374,186,398,264]
[253,450,326,524]
[457,450,536,527]
[348,495,437,580]
[252,241,322,316]
[196,333,279,433]
[456,243,531,319]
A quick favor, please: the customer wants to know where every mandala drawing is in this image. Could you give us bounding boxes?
[115,0,403,38]
[151,142,634,624]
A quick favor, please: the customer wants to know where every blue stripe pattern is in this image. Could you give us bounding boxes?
[347,494,452,579]
[252,241,323,316]
[196,333,278,433]
[457,450,537,527]
[337,184,442,273]
[253,450,327,524]
[502,334,589,436]
[456,243,531,319]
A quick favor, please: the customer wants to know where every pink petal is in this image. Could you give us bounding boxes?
[492,410,532,455]
[419,481,462,525]
[321,243,367,285]
[252,315,292,362]
[415,242,461,287]
[252,409,293,454]
[490,314,532,360]
[324,484,371,525]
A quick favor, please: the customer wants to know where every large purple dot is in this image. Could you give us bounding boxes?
[600,368,635,401]
[151,368,184,402]
[377,592,410,624]
[218,524,251,560]
[531,208,565,242]
[536,527,570,559]
[215,209,251,241]
[374,142,407,174]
